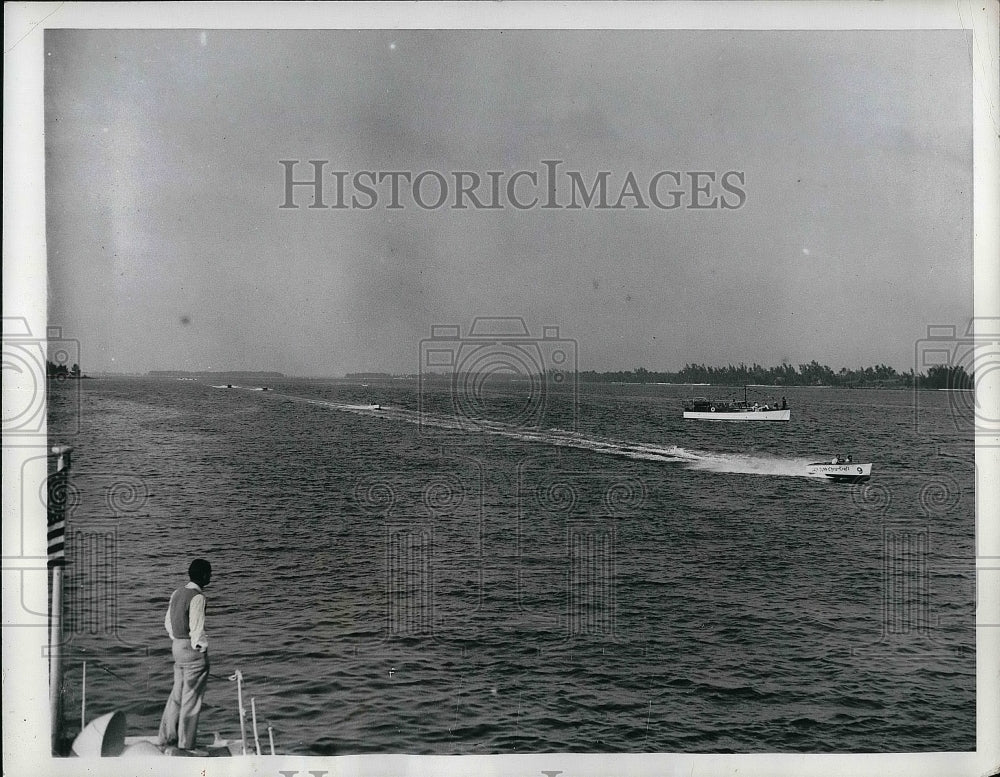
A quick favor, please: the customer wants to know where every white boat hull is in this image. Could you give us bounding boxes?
[683,409,790,421]
[806,462,872,483]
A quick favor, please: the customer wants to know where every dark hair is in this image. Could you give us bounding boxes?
[188,559,212,586]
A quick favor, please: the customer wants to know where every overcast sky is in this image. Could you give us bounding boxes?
[45,29,972,375]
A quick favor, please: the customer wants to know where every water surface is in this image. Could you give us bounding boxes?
[47,379,975,754]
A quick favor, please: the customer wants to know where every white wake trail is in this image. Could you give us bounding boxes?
[245,388,820,478]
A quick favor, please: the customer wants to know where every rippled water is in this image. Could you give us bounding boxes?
[47,379,975,754]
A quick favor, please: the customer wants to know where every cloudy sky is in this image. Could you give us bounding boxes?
[45,28,973,375]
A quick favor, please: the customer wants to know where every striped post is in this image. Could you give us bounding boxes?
[48,445,72,753]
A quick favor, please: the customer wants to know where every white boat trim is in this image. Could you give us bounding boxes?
[805,462,872,482]
[683,408,790,421]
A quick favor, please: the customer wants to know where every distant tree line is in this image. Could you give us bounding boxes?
[577,361,974,389]
[46,361,82,378]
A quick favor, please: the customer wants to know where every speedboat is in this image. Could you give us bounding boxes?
[806,457,872,483]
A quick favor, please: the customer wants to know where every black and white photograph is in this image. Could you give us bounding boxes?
[3,2,999,776]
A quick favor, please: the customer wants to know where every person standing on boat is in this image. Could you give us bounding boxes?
[157,559,212,754]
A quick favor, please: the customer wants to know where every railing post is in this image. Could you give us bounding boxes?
[80,661,87,732]
[251,697,261,755]
[229,670,248,755]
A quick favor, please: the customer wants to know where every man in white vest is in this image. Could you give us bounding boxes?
[157,559,212,755]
